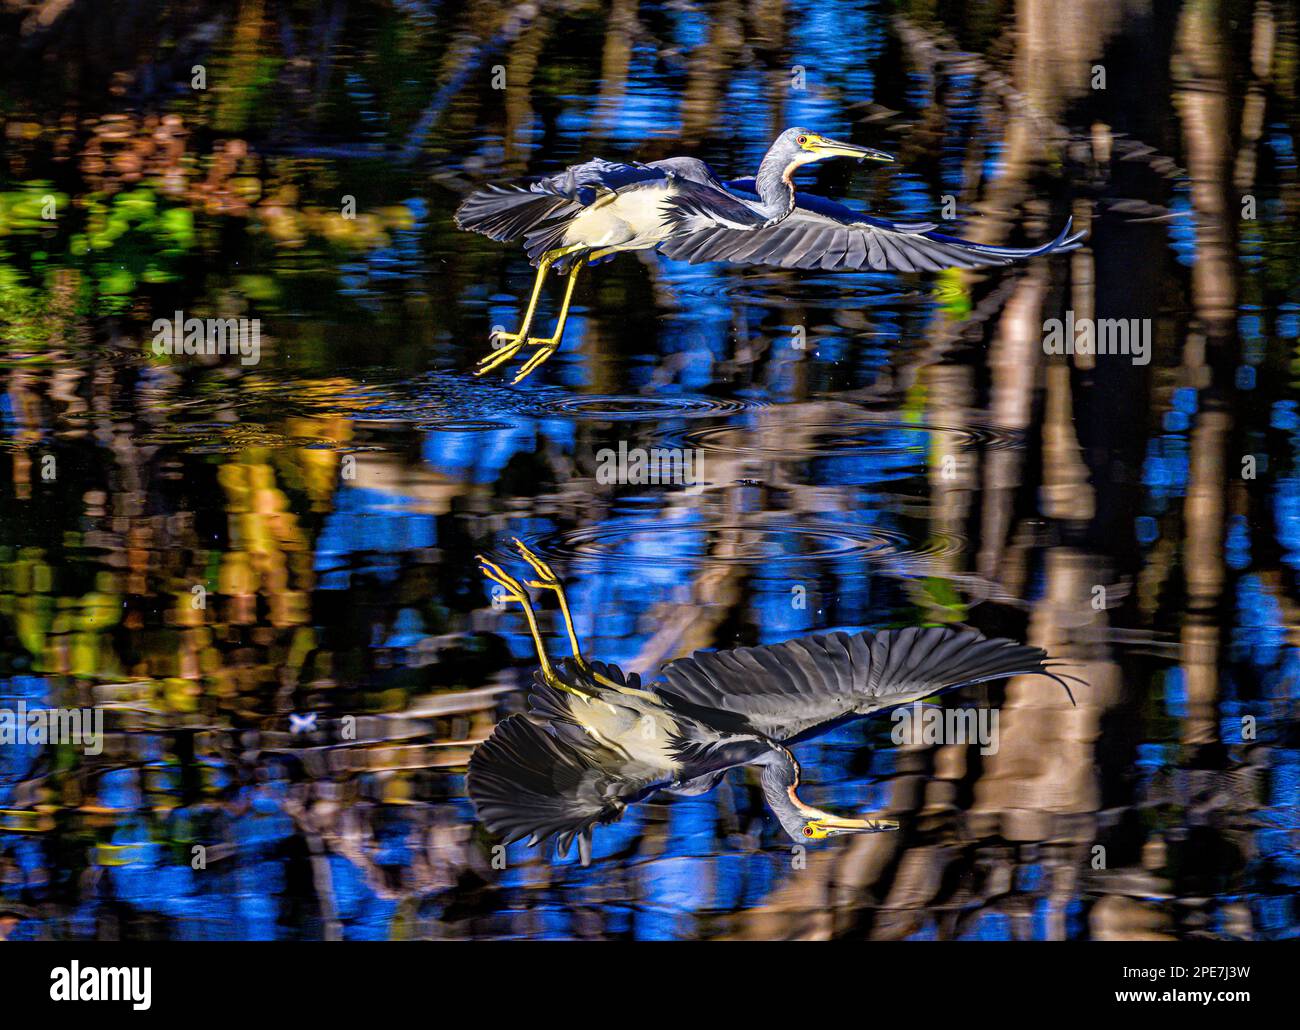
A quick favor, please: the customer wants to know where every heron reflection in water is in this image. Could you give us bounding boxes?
[467,541,1081,865]
[456,127,1084,382]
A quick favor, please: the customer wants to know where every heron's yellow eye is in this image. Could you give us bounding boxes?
[797,135,809,147]
[802,824,816,838]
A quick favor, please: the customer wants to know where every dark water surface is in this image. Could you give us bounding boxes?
[0,0,1298,940]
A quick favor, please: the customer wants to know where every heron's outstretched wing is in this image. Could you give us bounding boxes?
[457,158,678,264]
[654,626,1075,742]
[658,180,1084,272]
[648,156,728,187]
[466,713,663,862]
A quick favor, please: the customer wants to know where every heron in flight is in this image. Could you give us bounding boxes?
[456,127,1084,382]
[466,541,1081,865]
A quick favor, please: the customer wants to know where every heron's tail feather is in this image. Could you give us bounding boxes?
[521,222,576,265]
[454,184,573,243]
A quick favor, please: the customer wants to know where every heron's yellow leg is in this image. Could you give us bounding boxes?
[511,255,588,384]
[511,538,585,664]
[475,261,550,375]
[477,555,558,683]
[476,245,585,377]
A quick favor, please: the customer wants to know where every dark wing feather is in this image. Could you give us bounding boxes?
[648,156,727,187]
[535,158,670,203]
[454,186,573,243]
[659,179,769,234]
[658,181,1084,272]
[654,626,1073,742]
[466,714,662,859]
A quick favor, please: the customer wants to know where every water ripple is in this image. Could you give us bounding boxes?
[536,393,762,422]
[660,416,1024,458]
[510,518,963,570]
[416,418,515,432]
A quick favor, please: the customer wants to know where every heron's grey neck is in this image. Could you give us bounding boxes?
[753,149,798,227]
[758,749,808,841]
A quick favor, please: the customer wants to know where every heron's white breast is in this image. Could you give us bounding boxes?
[573,697,680,772]
[562,185,676,250]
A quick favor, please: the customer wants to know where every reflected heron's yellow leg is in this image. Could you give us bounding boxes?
[477,554,558,683]
[511,538,584,664]
[477,245,585,377]
[511,254,589,383]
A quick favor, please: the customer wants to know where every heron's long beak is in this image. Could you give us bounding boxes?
[804,813,901,839]
[807,135,893,163]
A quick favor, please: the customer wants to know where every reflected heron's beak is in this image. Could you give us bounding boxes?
[806,134,894,163]
[803,814,901,839]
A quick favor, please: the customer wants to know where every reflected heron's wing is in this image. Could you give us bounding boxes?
[654,626,1075,742]
[466,714,663,861]
[658,181,1084,272]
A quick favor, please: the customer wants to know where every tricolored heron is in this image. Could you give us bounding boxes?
[466,541,1081,865]
[456,127,1084,383]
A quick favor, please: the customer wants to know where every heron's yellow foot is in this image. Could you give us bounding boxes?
[511,340,560,384]
[476,555,528,602]
[475,330,530,376]
[475,333,561,383]
[512,537,559,585]
[511,537,586,665]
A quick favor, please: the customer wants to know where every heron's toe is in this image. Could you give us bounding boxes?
[512,343,559,383]
[476,334,528,375]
